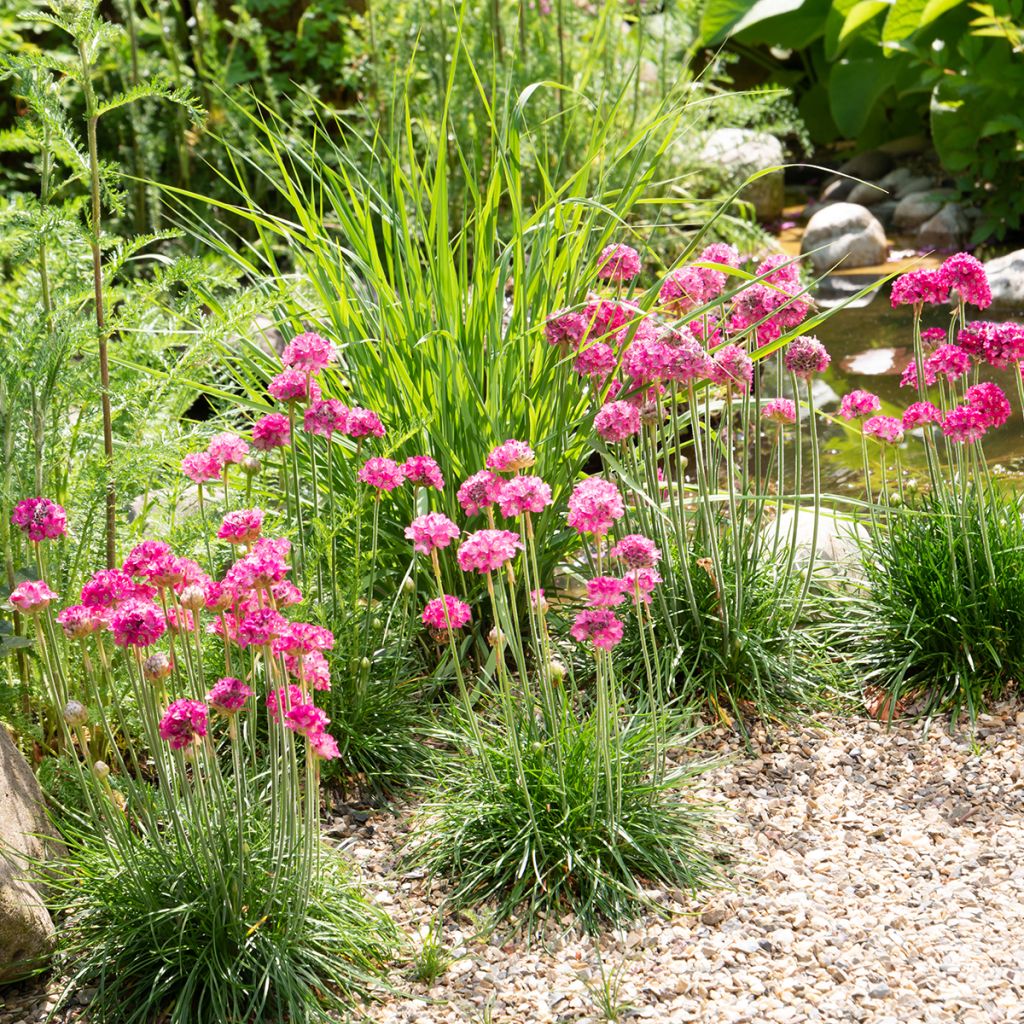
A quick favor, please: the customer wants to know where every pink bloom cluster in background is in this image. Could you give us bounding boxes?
[838,390,881,421]
[762,398,797,425]
[10,579,58,614]
[11,497,67,542]
[890,253,990,310]
[158,699,208,750]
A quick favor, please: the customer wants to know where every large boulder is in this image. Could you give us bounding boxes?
[801,203,888,274]
[848,167,912,206]
[1,728,60,983]
[918,203,968,251]
[984,249,1024,312]
[698,128,785,221]
[892,190,955,231]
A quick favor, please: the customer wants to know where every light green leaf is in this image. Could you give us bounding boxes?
[698,0,808,45]
[842,0,892,46]
[919,0,968,28]
[882,0,928,41]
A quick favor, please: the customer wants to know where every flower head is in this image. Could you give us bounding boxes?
[761,398,797,425]
[570,609,624,650]
[237,608,288,647]
[285,651,332,691]
[457,471,505,517]
[308,730,341,760]
[422,594,472,630]
[218,509,264,545]
[181,452,222,484]
[81,569,141,610]
[10,580,57,614]
[252,412,292,450]
[273,622,335,657]
[303,399,348,437]
[402,455,445,490]
[457,529,523,573]
[344,407,385,439]
[901,401,943,430]
[838,390,881,421]
[609,534,660,570]
[574,342,618,380]
[143,652,173,682]
[709,344,754,392]
[57,604,106,640]
[966,381,1011,429]
[890,269,950,308]
[269,369,319,405]
[358,457,404,491]
[405,513,460,555]
[282,332,335,373]
[545,308,587,348]
[925,344,971,383]
[111,599,166,648]
[586,575,627,608]
[941,404,988,444]
[597,243,641,282]
[941,252,991,309]
[784,336,831,379]
[567,477,624,537]
[284,702,330,740]
[267,685,304,723]
[486,439,536,473]
[594,401,641,443]
[862,415,904,445]
[207,677,253,715]
[11,497,67,542]
[208,432,249,466]
[158,699,207,750]
[497,476,553,518]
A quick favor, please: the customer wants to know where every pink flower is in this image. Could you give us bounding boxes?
[284,702,330,740]
[863,415,905,445]
[890,269,950,308]
[623,566,662,604]
[924,344,971,383]
[567,478,624,537]
[122,540,178,585]
[281,332,335,373]
[976,322,1024,368]
[530,589,548,613]
[111,599,167,647]
[941,252,991,309]
[659,267,706,315]
[57,604,106,639]
[81,569,140,610]
[709,344,754,391]
[586,575,627,607]
[269,369,319,404]
[252,412,292,450]
[286,651,331,691]
[236,608,288,647]
[762,398,797,424]
[697,243,741,297]
[206,677,253,715]
[899,359,938,390]
[218,508,264,545]
[266,684,304,723]
[597,243,641,282]
[457,471,505,517]
[594,401,641,443]
[422,594,472,630]
[344,407,385,439]
[942,404,988,444]
[486,439,536,473]
[921,327,947,346]
[181,452,222,484]
[663,336,713,383]
[456,530,523,573]
[11,497,67,542]
[10,580,57,614]
[158,699,207,750]
[272,580,303,607]
[273,622,335,656]
[546,308,588,348]
[308,730,341,760]
[497,476,552,518]
[358,457,404,491]
[223,538,291,593]
[570,609,624,650]
[405,513,460,555]
[784,336,830,379]
[574,342,618,380]
[902,402,943,430]
[303,398,348,437]
[402,456,445,490]
[609,534,660,570]
[965,382,1011,429]
[838,390,881,421]
[208,432,249,466]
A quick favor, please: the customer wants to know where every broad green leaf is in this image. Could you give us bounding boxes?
[698,0,808,45]
[930,83,974,171]
[920,0,968,28]
[0,636,34,658]
[842,1,892,47]
[829,57,898,135]
[882,0,928,41]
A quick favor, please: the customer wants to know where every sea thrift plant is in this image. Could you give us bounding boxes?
[11,497,67,542]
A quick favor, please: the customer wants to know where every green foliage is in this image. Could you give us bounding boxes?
[854,488,1024,722]
[699,0,1024,242]
[411,712,721,931]
[409,915,455,985]
[50,816,398,1023]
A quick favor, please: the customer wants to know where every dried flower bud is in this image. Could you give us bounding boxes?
[111,790,127,811]
[93,760,110,781]
[63,700,88,727]
[241,455,262,476]
[143,652,173,682]
[548,660,566,685]
[178,585,206,612]
[487,626,505,648]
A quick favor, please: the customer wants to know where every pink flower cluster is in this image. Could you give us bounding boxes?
[405,513,460,555]
[10,579,58,614]
[567,478,624,537]
[422,595,472,631]
[597,244,642,283]
[457,529,523,573]
[862,416,904,445]
[838,390,881,421]
[762,398,797,425]
[206,677,253,715]
[218,509,264,545]
[11,497,67,542]
[181,432,249,486]
[158,699,208,750]
[890,253,990,309]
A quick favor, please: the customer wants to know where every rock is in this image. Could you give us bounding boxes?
[0,728,60,983]
[985,249,1024,311]
[877,133,930,156]
[698,128,785,221]
[773,508,870,578]
[892,190,955,231]
[918,203,968,251]
[820,178,855,203]
[848,168,912,206]
[837,149,894,182]
[801,203,888,274]
[892,174,933,199]
[871,201,899,230]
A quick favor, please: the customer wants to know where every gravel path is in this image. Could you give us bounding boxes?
[3,709,1022,1023]
[348,708,1024,1024]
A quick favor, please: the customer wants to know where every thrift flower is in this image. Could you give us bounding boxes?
[269,369,319,404]
[237,608,288,647]
[586,576,627,607]
[309,730,341,760]
[57,604,105,640]
[890,269,950,307]
[966,382,1011,429]
[784,336,831,379]
[567,477,624,537]
[762,398,797,424]
[594,401,641,443]
[925,344,971,383]
[273,622,335,656]
[358,457,404,491]
[10,580,57,614]
[486,439,536,473]
[942,404,988,444]
[281,332,335,373]
[405,513,460,555]
[402,455,445,490]
[252,412,292,449]
[902,402,943,430]
[422,595,472,630]
[303,398,348,437]
[218,509,264,545]
[11,497,66,542]
[497,476,553,518]
[457,471,505,517]
[284,702,330,740]
[597,243,641,282]
[838,390,881,421]
[181,452,221,484]
[344,407,385,439]
[863,416,905,445]
[570,609,624,650]
[710,344,754,391]
[111,599,166,648]
[267,685,304,723]
[457,530,523,573]
[208,432,249,466]
[143,653,173,682]
[941,252,991,309]
[609,534,661,569]
[207,677,253,715]
[158,699,208,750]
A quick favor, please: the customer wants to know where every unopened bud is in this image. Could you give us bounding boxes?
[63,700,88,727]
[241,455,262,476]
[143,652,173,682]
[548,660,566,685]
[487,626,505,648]
[402,576,416,594]
[93,760,110,781]
[359,656,371,673]
[178,585,206,612]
